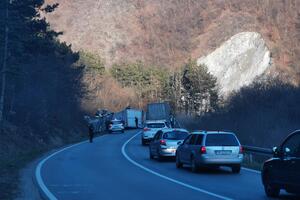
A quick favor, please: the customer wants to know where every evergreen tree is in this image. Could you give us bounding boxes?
[181,60,218,115]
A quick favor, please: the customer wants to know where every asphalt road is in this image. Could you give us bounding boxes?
[37,130,298,200]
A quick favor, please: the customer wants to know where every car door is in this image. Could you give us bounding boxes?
[186,134,197,164]
[280,132,300,188]
[152,131,163,155]
[181,135,197,163]
[193,134,204,160]
[150,131,160,155]
[180,135,192,163]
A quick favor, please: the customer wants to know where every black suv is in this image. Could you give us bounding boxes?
[262,130,300,197]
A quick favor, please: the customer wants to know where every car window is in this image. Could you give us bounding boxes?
[195,134,204,145]
[163,131,189,140]
[112,121,122,125]
[158,131,163,140]
[165,122,171,128]
[147,123,165,128]
[282,132,300,157]
[205,134,239,146]
[153,131,161,140]
[188,134,197,145]
[183,135,192,144]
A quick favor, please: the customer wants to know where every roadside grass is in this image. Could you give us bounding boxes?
[0,130,94,200]
[0,149,45,200]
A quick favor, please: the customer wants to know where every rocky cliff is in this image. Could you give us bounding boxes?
[197,32,271,95]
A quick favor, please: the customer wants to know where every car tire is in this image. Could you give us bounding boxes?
[122,130,124,133]
[157,150,163,162]
[176,154,183,168]
[231,164,241,173]
[191,157,198,173]
[263,172,280,197]
[141,139,146,146]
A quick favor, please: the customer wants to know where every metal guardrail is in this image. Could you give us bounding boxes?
[243,145,273,156]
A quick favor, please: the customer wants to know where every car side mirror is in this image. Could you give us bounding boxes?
[272,147,279,157]
[284,147,291,155]
[177,141,183,145]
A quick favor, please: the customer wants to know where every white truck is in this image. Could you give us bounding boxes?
[113,108,143,128]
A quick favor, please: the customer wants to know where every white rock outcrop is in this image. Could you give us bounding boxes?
[197,32,271,96]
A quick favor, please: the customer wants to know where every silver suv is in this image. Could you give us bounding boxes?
[176,131,243,173]
[149,129,189,160]
[141,120,169,145]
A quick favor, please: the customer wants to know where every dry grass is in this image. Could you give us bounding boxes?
[44,0,300,84]
[81,72,140,113]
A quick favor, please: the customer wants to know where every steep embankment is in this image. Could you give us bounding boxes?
[0,1,86,199]
[197,32,271,95]
[44,0,300,85]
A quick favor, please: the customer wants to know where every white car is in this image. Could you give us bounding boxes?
[109,119,125,133]
[141,120,169,145]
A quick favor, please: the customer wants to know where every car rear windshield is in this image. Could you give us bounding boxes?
[205,134,239,146]
[147,123,165,128]
[112,121,122,125]
[163,131,189,140]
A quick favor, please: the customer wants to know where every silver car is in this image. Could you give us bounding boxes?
[108,119,125,133]
[149,129,189,160]
[176,131,243,173]
[141,120,169,145]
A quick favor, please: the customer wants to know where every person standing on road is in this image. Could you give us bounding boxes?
[88,123,94,143]
[135,117,138,128]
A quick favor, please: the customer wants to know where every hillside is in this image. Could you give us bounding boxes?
[44,0,300,84]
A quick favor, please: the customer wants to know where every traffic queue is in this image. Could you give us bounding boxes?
[90,102,300,198]
[141,119,300,198]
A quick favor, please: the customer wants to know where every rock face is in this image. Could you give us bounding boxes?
[197,32,271,96]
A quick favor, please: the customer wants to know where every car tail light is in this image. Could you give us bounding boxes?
[200,146,206,154]
[239,146,243,154]
[160,140,166,145]
[143,127,150,132]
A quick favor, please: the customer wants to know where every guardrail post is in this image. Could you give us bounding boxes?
[249,153,253,164]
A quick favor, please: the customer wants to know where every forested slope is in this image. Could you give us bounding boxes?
[44,0,300,83]
[0,1,86,199]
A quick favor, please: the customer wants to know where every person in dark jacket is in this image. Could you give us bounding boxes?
[135,117,138,128]
[88,124,94,143]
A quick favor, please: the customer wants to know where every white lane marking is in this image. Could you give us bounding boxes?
[121,132,233,200]
[35,141,87,200]
[242,167,261,174]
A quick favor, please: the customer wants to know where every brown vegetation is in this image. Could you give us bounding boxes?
[44,0,300,83]
[81,73,138,113]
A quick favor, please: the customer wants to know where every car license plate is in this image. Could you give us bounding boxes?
[215,150,232,155]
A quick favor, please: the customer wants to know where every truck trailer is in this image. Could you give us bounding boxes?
[113,108,143,128]
[146,102,173,125]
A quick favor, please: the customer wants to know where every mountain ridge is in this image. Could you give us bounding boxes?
[44,0,300,84]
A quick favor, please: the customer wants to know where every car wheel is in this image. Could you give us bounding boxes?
[264,172,280,197]
[191,157,198,173]
[176,154,183,168]
[157,150,163,161]
[122,130,124,133]
[231,164,241,173]
[141,139,146,146]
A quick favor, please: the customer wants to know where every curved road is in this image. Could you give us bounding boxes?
[37,130,297,200]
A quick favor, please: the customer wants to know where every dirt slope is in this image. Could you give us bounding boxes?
[44,0,300,82]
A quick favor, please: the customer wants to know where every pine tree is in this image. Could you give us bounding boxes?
[181,59,218,115]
